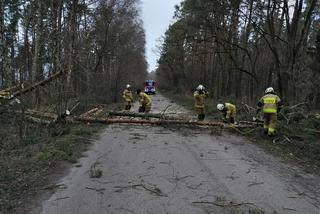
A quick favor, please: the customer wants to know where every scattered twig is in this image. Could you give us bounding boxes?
[226,171,240,180]
[85,187,106,194]
[289,102,307,109]
[54,196,70,201]
[69,101,80,114]
[280,112,290,125]
[248,182,264,187]
[283,207,297,211]
[114,183,167,197]
[186,183,202,190]
[41,183,66,190]
[160,104,172,119]
[192,200,254,207]
[174,175,194,181]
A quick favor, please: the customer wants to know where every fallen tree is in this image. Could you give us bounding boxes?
[8,107,259,129]
[19,109,58,120]
[10,71,65,100]
[0,84,24,94]
[72,116,255,129]
[108,111,180,120]
[0,70,65,103]
[80,107,104,118]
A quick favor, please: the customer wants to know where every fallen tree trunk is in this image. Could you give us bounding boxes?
[22,109,58,120]
[6,70,65,101]
[108,111,179,120]
[0,83,24,94]
[239,121,263,125]
[25,115,52,125]
[72,116,255,128]
[80,107,104,118]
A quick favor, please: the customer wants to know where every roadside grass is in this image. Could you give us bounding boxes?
[0,99,125,213]
[0,121,103,213]
[160,89,320,171]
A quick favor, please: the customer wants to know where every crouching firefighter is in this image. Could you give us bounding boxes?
[256,87,283,137]
[194,85,209,121]
[217,103,236,124]
[122,84,133,111]
[136,89,152,113]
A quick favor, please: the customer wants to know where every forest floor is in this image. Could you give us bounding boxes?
[27,93,320,214]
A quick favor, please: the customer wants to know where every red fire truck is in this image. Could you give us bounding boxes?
[144,80,156,95]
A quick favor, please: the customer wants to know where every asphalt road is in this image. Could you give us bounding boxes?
[34,94,320,214]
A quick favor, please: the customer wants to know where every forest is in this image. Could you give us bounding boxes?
[156,0,320,107]
[1,0,320,213]
[0,1,147,211]
[0,0,147,109]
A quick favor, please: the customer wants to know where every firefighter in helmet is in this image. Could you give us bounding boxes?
[217,103,236,124]
[136,89,152,113]
[194,85,209,121]
[122,84,133,111]
[256,87,283,137]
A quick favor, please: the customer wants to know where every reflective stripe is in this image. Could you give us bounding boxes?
[262,95,278,113]
[264,97,276,104]
[268,127,275,135]
[263,108,277,113]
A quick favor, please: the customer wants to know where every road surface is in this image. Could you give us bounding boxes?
[33,94,320,214]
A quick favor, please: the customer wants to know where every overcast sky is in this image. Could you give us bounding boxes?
[141,0,183,72]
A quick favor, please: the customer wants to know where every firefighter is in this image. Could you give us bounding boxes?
[136,89,152,113]
[122,84,133,111]
[256,87,283,137]
[217,103,236,124]
[194,85,209,121]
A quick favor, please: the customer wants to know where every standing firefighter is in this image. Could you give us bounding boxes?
[194,85,209,121]
[256,87,283,137]
[217,103,236,124]
[136,89,152,113]
[122,84,133,111]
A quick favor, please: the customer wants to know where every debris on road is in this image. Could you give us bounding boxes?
[114,183,167,197]
[89,162,103,178]
[85,187,106,194]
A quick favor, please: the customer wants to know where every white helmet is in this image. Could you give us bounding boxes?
[217,103,224,111]
[265,87,274,94]
[126,84,131,89]
[196,84,205,91]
